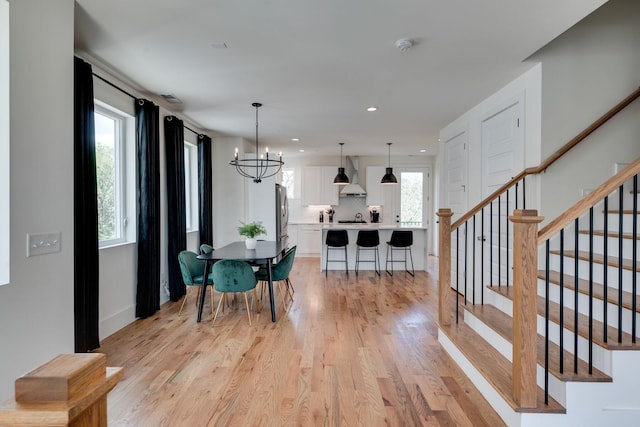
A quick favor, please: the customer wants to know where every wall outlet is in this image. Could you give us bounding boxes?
[27,232,61,257]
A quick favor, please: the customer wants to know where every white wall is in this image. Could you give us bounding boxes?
[0,0,75,401]
[530,0,640,221]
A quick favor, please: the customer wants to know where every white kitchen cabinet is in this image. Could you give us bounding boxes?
[297,224,322,256]
[301,166,338,206]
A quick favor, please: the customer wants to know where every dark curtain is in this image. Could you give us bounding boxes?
[198,134,213,247]
[135,99,161,318]
[164,116,187,301]
[73,57,100,352]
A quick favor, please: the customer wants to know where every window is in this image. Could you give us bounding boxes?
[184,142,198,232]
[282,168,295,199]
[94,101,135,247]
[400,171,425,227]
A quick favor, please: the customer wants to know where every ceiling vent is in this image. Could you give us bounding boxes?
[161,94,182,104]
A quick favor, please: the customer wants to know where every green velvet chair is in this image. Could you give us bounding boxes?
[210,259,258,326]
[255,246,296,309]
[177,250,214,317]
[200,244,214,254]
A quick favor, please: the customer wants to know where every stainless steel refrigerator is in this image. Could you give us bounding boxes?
[275,183,289,250]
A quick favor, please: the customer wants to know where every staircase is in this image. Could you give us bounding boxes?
[439,159,640,426]
[437,160,640,426]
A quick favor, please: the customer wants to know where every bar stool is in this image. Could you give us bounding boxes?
[385,230,414,276]
[355,230,380,276]
[325,229,349,275]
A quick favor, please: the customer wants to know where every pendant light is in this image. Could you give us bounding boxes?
[229,102,284,183]
[333,142,349,185]
[381,142,398,184]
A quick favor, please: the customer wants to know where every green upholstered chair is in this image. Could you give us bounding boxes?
[177,250,214,317]
[210,260,258,326]
[200,244,214,254]
[255,246,296,309]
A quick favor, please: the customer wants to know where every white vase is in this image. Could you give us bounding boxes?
[245,237,257,250]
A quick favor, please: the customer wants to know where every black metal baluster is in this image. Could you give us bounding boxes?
[464,222,468,306]
[619,185,624,343]
[574,217,579,374]
[473,215,476,305]
[560,229,565,374]
[545,240,550,405]
[523,176,527,209]
[490,201,493,288]
[633,175,638,343]
[481,208,485,305]
[515,182,519,210]
[603,196,608,344]
[498,195,502,288]
[589,207,594,374]
[507,188,510,288]
[456,227,460,323]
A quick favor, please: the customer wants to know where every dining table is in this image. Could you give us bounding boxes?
[196,240,284,323]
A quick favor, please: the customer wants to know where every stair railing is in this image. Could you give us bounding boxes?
[532,156,640,406]
[437,87,640,326]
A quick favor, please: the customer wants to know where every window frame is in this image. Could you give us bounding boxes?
[397,167,430,228]
[184,141,199,233]
[94,100,135,249]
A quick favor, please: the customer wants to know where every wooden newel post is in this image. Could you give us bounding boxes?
[437,208,454,327]
[510,209,543,408]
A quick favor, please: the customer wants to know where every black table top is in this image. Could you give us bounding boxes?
[196,240,284,263]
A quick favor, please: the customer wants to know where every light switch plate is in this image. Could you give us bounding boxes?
[27,232,61,257]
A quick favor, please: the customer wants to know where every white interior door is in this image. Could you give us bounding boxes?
[444,131,468,294]
[481,96,524,287]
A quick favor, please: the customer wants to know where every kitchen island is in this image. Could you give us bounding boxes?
[320,224,427,272]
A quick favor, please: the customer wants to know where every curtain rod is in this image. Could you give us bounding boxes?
[92,72,137,100]
[92,72,206,138]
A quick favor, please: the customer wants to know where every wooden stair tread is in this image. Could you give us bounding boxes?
[539,270,640,314]
[464,304,611,382]
[549,250,640,272]
[579,229,640,240]
[439,321,565,413]
[488,285,640,350]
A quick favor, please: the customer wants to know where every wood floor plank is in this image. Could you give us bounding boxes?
[98,257,506,426]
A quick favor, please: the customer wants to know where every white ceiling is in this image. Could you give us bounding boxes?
[74,0,607,158]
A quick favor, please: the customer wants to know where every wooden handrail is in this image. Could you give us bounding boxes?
[451,86,640,231]
[538,156,640,243]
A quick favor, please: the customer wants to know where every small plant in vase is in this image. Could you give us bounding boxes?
[237,221,267,249]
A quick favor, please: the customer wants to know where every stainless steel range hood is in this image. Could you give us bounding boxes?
[340,156,366,197]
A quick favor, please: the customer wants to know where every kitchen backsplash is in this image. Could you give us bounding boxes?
[289,196,383,223]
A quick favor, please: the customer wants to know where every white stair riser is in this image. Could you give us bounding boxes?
[578,233,640,258]
[490,288,612,374]
[606,212,640,233]
[464,309,568,406]
[540,279,640,336]
[548,255,639,293]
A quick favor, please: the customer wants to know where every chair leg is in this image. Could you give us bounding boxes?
[375,247,381,276]
[288,278,295,294]
[285,278,294,302]
[407,247,415,276]
[325,245,329,276]
[255,287,261,312]
[178,287,190,316]
[344,246,349,274]
[386,244,393,276]
[212,293,225,326]
[243,292,252,326]
[210,285,214,318]
[355,246,360,275]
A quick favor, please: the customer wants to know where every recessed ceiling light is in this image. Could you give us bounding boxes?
[420,149,426,153]
[211,42,228,49]
[299,149,305,152]
[291,138,300,142]
[367,106,377,112]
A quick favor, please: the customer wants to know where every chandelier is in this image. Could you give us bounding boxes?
[229,102,284,183]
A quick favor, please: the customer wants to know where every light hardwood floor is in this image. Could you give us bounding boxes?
[98,257,505,426]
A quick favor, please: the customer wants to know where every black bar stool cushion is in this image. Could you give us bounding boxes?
[326,229,349,247]
[356,230,380,247]
[388,230,413,247]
